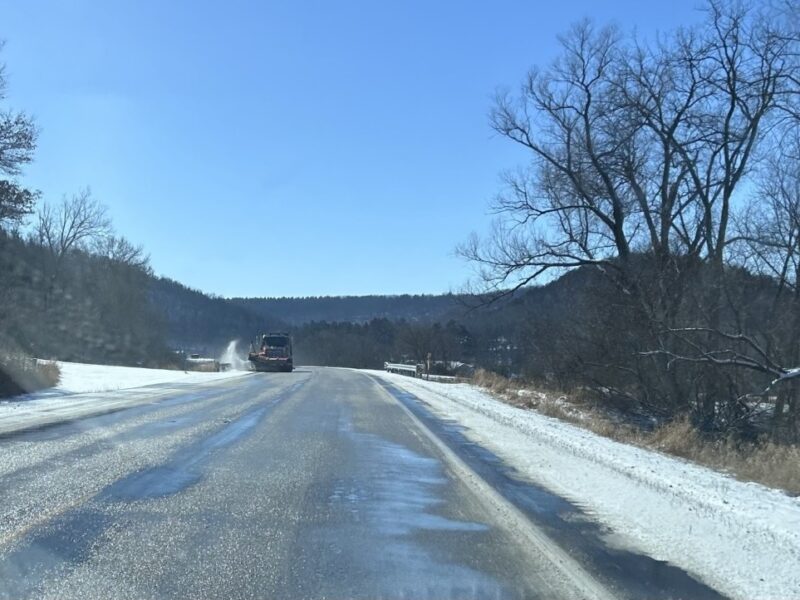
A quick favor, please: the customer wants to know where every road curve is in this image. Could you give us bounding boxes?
[0,367,723,599]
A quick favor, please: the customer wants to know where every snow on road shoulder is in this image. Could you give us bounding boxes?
[51,360,247,394]
[0,362,251,436]
[366,370,800,600]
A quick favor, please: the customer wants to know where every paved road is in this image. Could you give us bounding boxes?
[0,368,723,599]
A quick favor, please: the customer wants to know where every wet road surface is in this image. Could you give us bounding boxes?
[0,367,725,599]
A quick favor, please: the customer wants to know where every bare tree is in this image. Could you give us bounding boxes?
[460,19,706,413]
[93,235,150,271]
[468,1,797,287]
[735,130,800,437]
[686,1,796,265]
[36,188,112,261]
[34,188,112,311]
[633,117,800,436]
[462,0,800,429]
[646,1,799,426]
[462,21,633,294]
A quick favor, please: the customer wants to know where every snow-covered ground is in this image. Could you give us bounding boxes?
[366,370,800,600]
[49,360,247,394]
[0,361,250,436]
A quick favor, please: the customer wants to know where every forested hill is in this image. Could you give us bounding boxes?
[229,294,472,325]
[149,278,289,353]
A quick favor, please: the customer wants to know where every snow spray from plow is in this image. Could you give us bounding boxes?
[220,340,249,371]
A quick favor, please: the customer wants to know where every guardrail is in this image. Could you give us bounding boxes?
[384,362,421,377]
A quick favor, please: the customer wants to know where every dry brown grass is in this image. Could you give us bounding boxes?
[648,418,800,493]
[470,369,800,495]
[35,360,61,388]
[473,369,514,395]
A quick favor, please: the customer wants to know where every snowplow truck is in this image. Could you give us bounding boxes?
[248,333,294,372]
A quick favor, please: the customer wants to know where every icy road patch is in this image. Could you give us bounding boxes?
[364,370,800,600]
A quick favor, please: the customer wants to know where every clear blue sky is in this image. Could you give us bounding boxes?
[1,0,703,297]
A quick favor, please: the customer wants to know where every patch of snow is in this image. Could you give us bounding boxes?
[365,371,800,600]
[0,361,251,436]
[47,360,247,394]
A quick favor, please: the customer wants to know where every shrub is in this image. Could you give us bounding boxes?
[0,354,61,398]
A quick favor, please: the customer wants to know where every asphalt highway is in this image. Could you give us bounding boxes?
[0,367,724,599]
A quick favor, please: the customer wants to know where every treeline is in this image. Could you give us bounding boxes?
[0,44,172,392]
[0,200,294,370]
[231,293,468,325]
[150,277,288,355]
[0,42,292,380]
[462,0,800,442]
[0,196,169,367]
[291,319,475,370]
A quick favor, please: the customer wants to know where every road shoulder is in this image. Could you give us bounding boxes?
[364,369,800,600]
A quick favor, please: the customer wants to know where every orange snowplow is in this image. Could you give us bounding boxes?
[248,333,293,372]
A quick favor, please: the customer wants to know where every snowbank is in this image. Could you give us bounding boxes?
[51,361,246,394]
[366,371,800,600]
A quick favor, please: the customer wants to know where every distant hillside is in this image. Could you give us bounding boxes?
[229,294,472,325]
[149,278,287,354]
[148,269,598,362]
